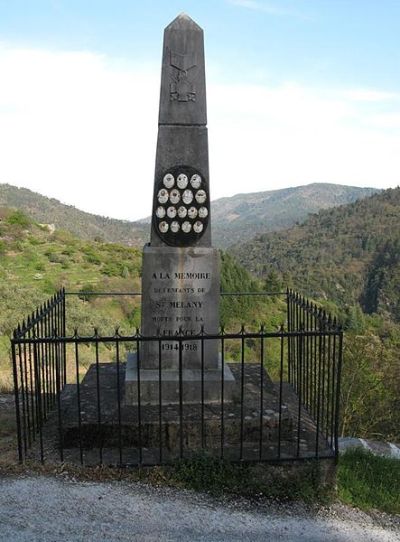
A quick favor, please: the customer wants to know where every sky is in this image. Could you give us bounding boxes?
[0,0,399,221]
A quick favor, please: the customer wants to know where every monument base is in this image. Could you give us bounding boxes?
[54,361,335,465]
[125,353,235,406]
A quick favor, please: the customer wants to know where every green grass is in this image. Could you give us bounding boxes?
[337,448,400,515]
[160,452,334,504]
[153,450,400,514]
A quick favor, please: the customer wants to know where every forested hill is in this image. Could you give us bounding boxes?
[0,182,378,249]
[0,207,279,366]
[0,183,148,247]
[212,183,379,247]
[230,187,400,322]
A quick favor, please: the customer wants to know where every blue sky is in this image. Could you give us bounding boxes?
[0,1,399,220]
[1,1,399,87]
[2,0,399,87]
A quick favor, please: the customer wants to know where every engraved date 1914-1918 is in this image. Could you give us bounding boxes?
[162,343,198,351]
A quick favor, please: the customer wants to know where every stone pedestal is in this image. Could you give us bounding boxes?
[125,245,236,405]
[125,353,235,405]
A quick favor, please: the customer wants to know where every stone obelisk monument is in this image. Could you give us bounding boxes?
[126,13,234,404]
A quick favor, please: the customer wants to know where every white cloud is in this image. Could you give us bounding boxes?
[208,81,400,200]
[0,44,159,220]
[340,88,400,103]
[0,44,399,221]
[368,113,400,129]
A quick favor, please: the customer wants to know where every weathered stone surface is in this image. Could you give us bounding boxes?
[59,363,303,457]
[126,13,228,405]
[29,362,335,466]
[149,13,211,249]
[158,13,207,126]
[150,126,211,247]
[125,353,235,405]
[140,245,220,369]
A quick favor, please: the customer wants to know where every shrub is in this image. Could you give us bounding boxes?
[102,262,126,277]
[78,283,98,302]
[6,210,31,228]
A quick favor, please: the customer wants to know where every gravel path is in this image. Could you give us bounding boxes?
[0,476,398,541]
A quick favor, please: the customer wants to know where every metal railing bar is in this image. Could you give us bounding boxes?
[22,340,32,448]
[158,339,163,464]
[178,336,183,460]
[277,328,284,460]
[136,334,143,466]
[17,341,28,456]
[94,339,102,465]
[66,292,142,297]
[334,331,344,463]
[74,341,83,465]
[220,332,225,460]
[115,339,123,467]
[11,329,343,345]
[201,330,205,449]
[258,326,264,461]
[296,328,303,458]
[240,328,245,461]
[11,341,23,463]
[330,333,337,449]
[64,291,287,298]
[33,341,44,463]
[55,333,64,463]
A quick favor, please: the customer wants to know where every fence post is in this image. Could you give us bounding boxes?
[62,288,67,387]
[11,338,23,463]
[296,324,304,457]
[286,288,292,384]
[32,338,44,463]
[334,329,344,463]
[54,328,64,462]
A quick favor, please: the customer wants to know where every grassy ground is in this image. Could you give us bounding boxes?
[159,453,335,505]
[337,448,400,515]
[155,450,400,515]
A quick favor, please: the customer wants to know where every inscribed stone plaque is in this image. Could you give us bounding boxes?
[141,245,220,369]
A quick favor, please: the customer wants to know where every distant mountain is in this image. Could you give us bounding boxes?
[211,183,380,248]
[229,187,400,322]
[0,182,379,249]
[0,183,149,247]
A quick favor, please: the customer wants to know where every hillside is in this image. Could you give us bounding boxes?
[230,187,400,440]
[0,207,143,341]
[0,208,282,383]
[230,187,400,322]
[0,183,149,247]
[212,183,379,247]
[0,182,378,249]
[1,206,398,441]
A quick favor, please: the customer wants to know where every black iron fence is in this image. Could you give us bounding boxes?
[11,288,343,467]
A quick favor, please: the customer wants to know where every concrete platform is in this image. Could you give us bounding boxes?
[26,362,334,466]
[125,353,236,405]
